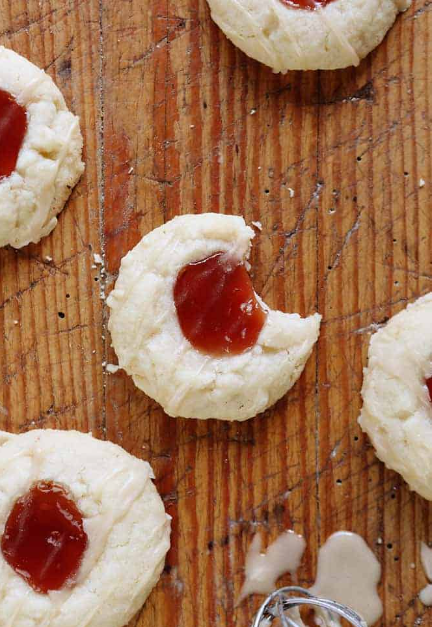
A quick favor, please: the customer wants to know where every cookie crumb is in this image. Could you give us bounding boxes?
[419,178,426,188]
[251,221,262,231]
[288,187,295,198]
[93,253,103,265]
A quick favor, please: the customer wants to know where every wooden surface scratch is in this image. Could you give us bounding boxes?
[0,0,432,625]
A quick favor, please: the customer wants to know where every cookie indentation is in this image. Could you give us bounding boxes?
[174,251,267,356]
[0,89,27,180]
[1,481,88,594]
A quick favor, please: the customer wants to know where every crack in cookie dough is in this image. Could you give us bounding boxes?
[107,213,321,421]
[0,430,171,627]
[359,293,432,501]
[205,0,411,71]
[0,46,84,248]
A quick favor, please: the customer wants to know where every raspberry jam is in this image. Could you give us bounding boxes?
[427,377,432,403]
[280,0,335,9]
[0,88,28,179]
[1,481,88,594]
[174,251,267,356]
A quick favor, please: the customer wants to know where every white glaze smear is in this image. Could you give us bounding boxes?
[420,584,432,606]
[420,542,432,605]
[240,531,382,626]
[316,7,360,67]
[310,532,382,626]
[239,530,306,601]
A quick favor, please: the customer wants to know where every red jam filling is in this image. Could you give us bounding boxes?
[1,481,88,594]
[279,0,335,10]
[0,88,28,180]
[174,251,267,356]
[426,377,432,403]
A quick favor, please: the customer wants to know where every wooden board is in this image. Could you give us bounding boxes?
[0,1,431,625]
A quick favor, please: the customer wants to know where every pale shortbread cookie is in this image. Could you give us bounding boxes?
[0,429,171,626]
[359,293,432,501]
[206,0,411,71]
[107,213,321,421]
[0,46,84,248]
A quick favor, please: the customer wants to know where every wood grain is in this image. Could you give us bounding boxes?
[0,1,431,625]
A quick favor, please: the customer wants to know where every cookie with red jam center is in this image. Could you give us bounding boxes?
[0,429,170,626]
[107,213,321,421]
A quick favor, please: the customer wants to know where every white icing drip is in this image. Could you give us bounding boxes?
[421,542,432,580]
[420,584,432,606]
[0,441,45,519]
[420,542,432,605]
[285,607,307,627]
[12,109,79,247]
[239,531,306,601]
[317,7,360,67]
[79,466,150,584]
[34,116,79,234]
[6,596,30,627]
[241,531,381,626]
[30,445,44,480]
[270,0,303,63]
[116,232,181,372]
[313,609,345,627]
[220,238,251,265]
[372,335,432,413]
[0,448,31,476]
[47,464,151,616]
[16,71,47,106]
[76,531,169,627]
[168,353,211,413]
[310,532,382,626]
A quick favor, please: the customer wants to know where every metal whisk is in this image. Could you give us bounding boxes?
[252,586,367,627]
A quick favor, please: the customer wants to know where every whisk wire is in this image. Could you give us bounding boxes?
[252,586,367,627]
